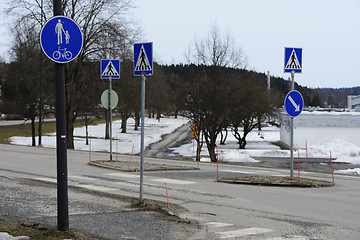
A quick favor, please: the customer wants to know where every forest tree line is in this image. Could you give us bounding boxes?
[0,0,357,161]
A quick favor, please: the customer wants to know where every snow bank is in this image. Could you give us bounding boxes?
[304,139,360,160]
[335,168,360,175]
[10,116,189,155]
[9,117,360,166]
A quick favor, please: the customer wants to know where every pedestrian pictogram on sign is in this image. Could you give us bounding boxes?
[284,47,302,73]
[134,42,153,76]
[101,60,120,79]
[40,16,83,64]
[135,45,151,71]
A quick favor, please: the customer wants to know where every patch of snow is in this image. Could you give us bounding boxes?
[298,139,360,161]
[10,116,189,155]
[0,233,29,240]
[9,117,360,166]
[335,168,360,175]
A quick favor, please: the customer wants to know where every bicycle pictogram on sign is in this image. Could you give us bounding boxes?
[40,16,83,64]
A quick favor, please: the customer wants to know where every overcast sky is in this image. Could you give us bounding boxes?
[1,0,359,89]
[132,0,360,88]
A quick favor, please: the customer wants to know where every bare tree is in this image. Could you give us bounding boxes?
[3,20,53,146]
[184,24,247,162]
[7,0,141,148]
[186,23,247,68]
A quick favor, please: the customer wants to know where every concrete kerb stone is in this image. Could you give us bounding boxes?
[88,160,200,172]
[218,176,335,188]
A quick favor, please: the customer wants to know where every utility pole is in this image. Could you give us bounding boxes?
[38,0,44,146]
[54,0,69,231]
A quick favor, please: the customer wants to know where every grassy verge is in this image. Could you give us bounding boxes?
[0,222,97,240]
[0,117,121,144]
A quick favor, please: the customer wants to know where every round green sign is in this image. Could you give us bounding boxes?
[101,90,118,109]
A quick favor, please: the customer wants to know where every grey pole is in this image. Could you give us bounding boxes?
[139,72,146,203]
[290,70,295,177]
[109,77,113,161]
[54,0,69,231]
[38,0,44,146]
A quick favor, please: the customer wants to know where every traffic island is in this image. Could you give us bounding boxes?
[219,176,335,188]
[89,160,199,172]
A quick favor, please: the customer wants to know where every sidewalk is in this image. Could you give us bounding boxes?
[89,159,199,172]
[0,118,55,126]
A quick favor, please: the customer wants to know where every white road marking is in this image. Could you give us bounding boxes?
[266,236,309,240]
[217,227,273,239]
[207,222,233,228]
[221,169,286,175]
[221,170,256,174]
[74,184,117,192]
[69,175,96,181]
[33,177,57,183]
[105,172,139,178]
[152,178,195,185]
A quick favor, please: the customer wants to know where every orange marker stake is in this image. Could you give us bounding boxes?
[216,146,219,182]
[330,151,334,183]
[116,136,118,161]
[89,135,91,162]
[128,144,134,170]
[306,140,308,171]
[165,182,170,212]
[197,142,200,169]
[298,151,300,184]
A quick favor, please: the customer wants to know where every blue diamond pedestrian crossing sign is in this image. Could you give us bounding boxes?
[284,47,302,73]
[134,42,153,76]
[285,90,304,117]
[40,16,83,64]
[101,60,120,79]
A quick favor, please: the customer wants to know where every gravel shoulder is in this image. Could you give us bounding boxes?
[0,175,209,240]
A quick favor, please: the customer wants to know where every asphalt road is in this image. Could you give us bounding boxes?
[1,144,360,239]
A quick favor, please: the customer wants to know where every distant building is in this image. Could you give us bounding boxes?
[347,95,360,110]
[280,111,360,148]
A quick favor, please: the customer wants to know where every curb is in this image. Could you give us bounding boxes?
[88,161,200,172]
[218,176,335,188]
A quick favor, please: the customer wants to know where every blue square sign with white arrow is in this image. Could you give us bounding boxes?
[101,60,120,79]
[284,47,302,73]
[134,42,153,76]
[285,90,304,117]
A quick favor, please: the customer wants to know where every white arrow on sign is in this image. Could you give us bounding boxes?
[288,96,300,111]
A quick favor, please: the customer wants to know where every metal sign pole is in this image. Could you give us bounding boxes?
[290,70,295,177]
[109,77,113,161]
[140,72,146,203]
[54,0,69,231]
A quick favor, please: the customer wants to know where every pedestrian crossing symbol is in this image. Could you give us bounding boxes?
[134,42,153,76]
[101,59,120,79]
[284,47,302,73]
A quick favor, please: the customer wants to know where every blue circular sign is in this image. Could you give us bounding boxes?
[40,16,83,63]
[285,90,304,117]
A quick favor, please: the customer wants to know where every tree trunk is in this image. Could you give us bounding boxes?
[220,128,228,145]
[257,116,262,131]
[195,132,204,162]
[204,131,217,162]
[134,111,140,130]
[239,137,247,149]
[156,108,161,122]
[105,109,109,139]
[31,116,36,146]
[66,118,74,149]
[65,81,75,149]
[85,124,89,145]
[121,114,127,133]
